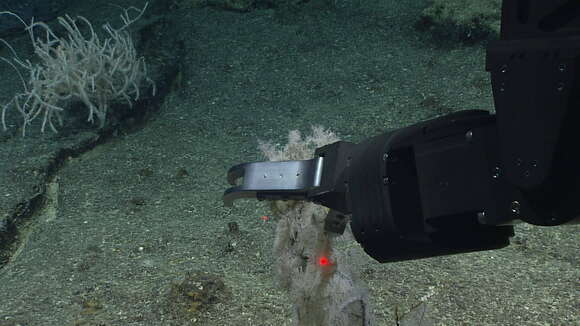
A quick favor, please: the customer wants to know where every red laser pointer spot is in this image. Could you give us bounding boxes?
[318,256,330,267]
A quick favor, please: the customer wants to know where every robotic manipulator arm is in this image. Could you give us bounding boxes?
[223,1,580,263]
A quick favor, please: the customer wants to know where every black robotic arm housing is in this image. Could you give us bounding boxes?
[329,111,514,262]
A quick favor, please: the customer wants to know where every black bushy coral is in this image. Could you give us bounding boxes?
[260,126,374,326]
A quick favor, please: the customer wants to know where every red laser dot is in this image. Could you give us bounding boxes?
[318,256,330,266]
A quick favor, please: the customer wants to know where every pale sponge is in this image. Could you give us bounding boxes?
[0,3,154,135]
[259,126,374,326]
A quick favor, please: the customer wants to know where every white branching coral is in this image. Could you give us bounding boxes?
[0,3,154,135]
